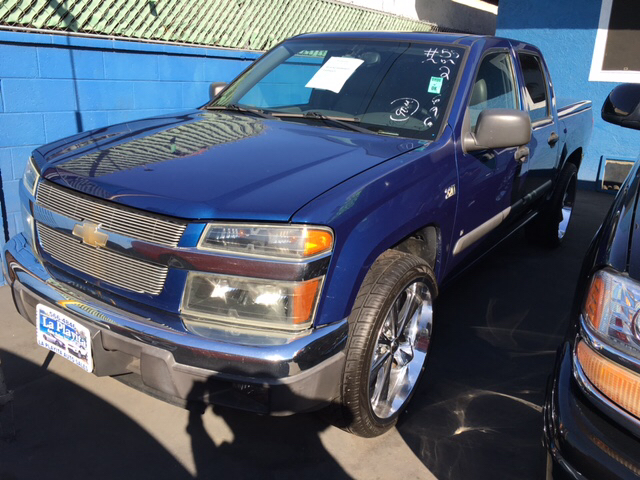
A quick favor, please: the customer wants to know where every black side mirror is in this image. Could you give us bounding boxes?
[464,109,532,152]
[602,83,640,130]
[209,82,228,102]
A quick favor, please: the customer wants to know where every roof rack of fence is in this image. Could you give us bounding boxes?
[0,0,448,51]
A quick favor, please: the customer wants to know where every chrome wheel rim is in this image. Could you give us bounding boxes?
[369,279,433,419]
[558,175,577,240]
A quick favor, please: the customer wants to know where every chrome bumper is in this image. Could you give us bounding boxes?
[2,234,347,414]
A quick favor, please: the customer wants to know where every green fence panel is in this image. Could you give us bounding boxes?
[0,0,437,50]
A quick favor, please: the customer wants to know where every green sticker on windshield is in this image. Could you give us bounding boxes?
[428,76,443,94]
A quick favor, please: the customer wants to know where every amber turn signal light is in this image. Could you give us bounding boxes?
[577,340,640,419]
[293,277,323,324]
[303,229,333,257]
[584,274,606,330]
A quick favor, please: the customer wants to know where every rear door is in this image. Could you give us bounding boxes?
[514,50,560,202]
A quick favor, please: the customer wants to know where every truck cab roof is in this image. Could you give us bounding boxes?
[291,31,538,51]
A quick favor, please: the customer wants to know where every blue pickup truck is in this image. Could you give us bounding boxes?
[3,32,592,437]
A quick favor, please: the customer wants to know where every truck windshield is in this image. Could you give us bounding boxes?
[209,39,465,140]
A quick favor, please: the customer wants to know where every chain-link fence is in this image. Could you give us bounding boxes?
[0,0,442,50]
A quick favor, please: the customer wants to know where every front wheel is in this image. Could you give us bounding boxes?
[338,251,436,437]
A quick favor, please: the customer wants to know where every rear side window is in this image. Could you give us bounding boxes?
[468,52,518,130]
[519,53,550,123]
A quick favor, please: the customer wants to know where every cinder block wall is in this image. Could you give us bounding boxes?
[496,0,639,185]
[0,30,258,247]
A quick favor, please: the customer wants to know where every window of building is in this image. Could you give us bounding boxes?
[590,0,640,82]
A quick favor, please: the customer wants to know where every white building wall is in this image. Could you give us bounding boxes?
[339,0,420,20]
[338,0,497,34]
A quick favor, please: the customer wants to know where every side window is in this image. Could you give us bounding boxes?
[469,52,518,130]
[518,53,550,123]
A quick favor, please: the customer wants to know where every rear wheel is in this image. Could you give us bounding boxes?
[338,251,436,437]
[526,162,578,247]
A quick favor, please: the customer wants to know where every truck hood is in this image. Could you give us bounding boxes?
[37,110,423,221]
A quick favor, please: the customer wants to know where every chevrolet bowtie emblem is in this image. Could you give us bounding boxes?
[72,222,108,248]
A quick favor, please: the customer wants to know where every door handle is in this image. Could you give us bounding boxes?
[548,132,559,147]
[515,146,529,163]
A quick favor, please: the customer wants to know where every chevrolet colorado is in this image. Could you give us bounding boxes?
[3,32,592,437]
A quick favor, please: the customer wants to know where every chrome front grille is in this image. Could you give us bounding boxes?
[36,182,186,247]
[38,223,168,295]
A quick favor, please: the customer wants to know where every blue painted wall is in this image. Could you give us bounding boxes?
[496,0,639,184]
[0,31,259,278]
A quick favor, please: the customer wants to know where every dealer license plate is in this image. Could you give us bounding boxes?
[36,304,93,373]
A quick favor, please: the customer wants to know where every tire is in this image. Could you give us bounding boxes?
[526,162,578,248]
[337,250,437,437]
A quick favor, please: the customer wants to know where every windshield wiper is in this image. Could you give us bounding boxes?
[206,104,273,119]
[272,111,372,134]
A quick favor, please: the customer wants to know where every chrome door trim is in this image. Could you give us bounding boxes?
[453,205,512,255]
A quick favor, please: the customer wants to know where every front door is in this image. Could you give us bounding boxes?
[450,49,522,270]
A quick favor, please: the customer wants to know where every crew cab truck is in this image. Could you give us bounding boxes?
[3,32,592,437]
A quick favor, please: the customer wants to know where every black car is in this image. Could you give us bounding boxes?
[544,84,640,479]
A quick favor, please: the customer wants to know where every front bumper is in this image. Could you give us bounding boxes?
[543,342,640,479]
[2,233,347,414]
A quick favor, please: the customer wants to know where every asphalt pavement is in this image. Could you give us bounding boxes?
[0,190,614,480]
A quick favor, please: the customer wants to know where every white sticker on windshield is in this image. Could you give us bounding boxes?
[305,57,364,94]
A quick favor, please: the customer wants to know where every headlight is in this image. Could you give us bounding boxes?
[198,223,333,259]
[22,156,40,196]
[582,268,640,359]
[181,272,323,332]
[578,268,640,419]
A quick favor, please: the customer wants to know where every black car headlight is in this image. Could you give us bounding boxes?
[577,268,640,419]
[582,268,640,359]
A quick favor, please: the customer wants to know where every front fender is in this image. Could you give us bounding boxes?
[293,130,458,327]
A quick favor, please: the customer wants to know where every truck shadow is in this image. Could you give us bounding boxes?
[0,349,192,480]
[395,190,614,479]
[0,349,352,479]
[185,396,351,480]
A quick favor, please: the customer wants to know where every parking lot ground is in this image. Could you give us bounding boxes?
[0,190,613,480]
[397,189,615,479]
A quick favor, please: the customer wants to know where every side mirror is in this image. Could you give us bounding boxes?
[464,109,532,152]
[602,83,640,130]
[209,82,228,101]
